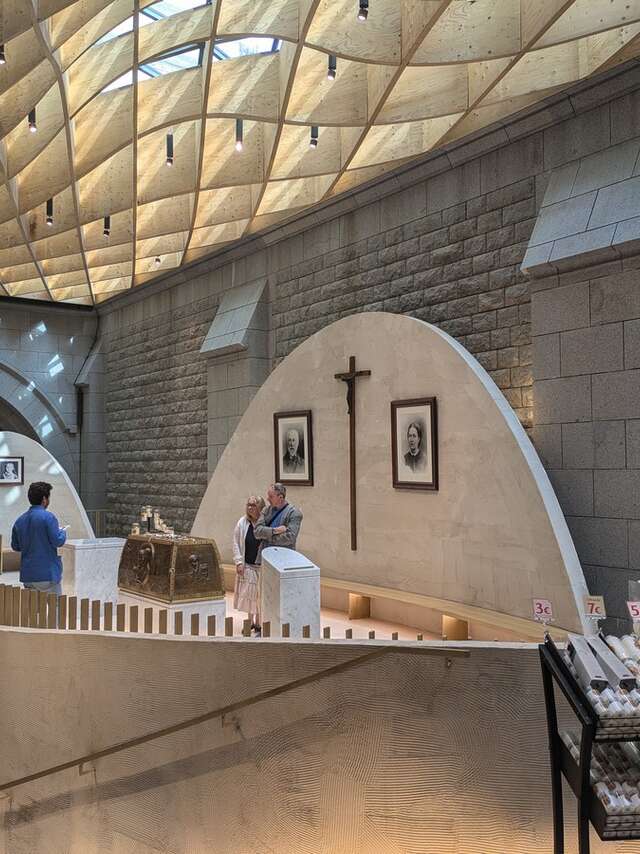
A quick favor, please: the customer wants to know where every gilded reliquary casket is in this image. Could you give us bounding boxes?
[118,534,225,603]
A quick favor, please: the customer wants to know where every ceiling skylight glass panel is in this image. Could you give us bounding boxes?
[101,69,153,93]
[143,0,207,20]
[214,38,281,61]
[141,46,203,77]
[95,14,152,45]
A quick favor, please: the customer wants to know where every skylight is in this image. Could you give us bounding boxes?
[214,38,281,60]
[100,45,203,93]
[96,0,205,45]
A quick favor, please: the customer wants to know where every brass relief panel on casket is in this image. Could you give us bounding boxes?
[118,535,225,603]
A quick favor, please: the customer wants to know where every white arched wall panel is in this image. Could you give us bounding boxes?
[193,312,589,634]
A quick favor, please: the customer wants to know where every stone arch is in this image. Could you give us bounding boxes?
[0,359,78,482]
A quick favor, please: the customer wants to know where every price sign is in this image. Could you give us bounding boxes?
[584,595,606,619]
[533,598,554,623]
[627,601,640,620]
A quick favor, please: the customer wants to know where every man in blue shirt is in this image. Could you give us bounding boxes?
[11,481,67,595]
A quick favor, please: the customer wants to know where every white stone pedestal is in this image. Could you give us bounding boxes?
[118,592,226,634]
[61,538,126,601]
[260,547,320,638]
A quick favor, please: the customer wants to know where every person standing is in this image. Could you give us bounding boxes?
[232,494,266,635]
[253,483,303,552]
[11,482,68,596]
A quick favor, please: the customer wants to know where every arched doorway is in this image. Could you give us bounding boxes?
[0,397,39,442]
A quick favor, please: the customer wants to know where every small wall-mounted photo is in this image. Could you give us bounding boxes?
[391,398,438,491]
[0,456,24,485]
[274,410,314,486]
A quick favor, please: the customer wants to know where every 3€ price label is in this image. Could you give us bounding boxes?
[627,601,640,620]
[584,595,606,619]
[533,598,554,622]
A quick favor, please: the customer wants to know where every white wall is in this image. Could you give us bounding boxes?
[0,431,93,555]
[193,312,588,633]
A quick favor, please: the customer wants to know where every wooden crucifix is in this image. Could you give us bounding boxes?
[335,355,371,550]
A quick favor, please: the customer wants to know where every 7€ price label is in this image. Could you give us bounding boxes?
[628,601,640,620]
[533,598,554,623]
[584,595,606,620]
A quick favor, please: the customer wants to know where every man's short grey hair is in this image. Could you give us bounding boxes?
[272,482,287,498]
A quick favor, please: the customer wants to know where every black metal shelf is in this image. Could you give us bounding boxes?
[540,635,640,852]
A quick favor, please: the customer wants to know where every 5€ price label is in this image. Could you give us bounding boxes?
[533,598,554,622]
[628,601,640,620]
[584,595,606,619]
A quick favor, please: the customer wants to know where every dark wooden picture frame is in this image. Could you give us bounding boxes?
[0,456,24,485]
[274,410,314,486]
[391,398,438,491]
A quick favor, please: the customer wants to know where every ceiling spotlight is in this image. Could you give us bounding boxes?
[235,118,243,152]
[28,108,37,133]
[310,126,319,148]
[46,197,54,227]
[327,54,337,80]
[103,215,110,237]
[166,132,174,166]
[0,45,6,65]
[358,0,368,21]
[154,256,161,267]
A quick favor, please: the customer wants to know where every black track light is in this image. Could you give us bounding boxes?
[0,45,6,65]
[328,54,337,80]
[154,256,161,267]
[310,126,319,148]
[103,215,111,237]
[166,132,174,166]
[46,198,53,227]
[28,108,37,133]
[235,118,243,152]
[358,0,368,21]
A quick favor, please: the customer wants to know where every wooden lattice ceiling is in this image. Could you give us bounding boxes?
[1,0,640,305]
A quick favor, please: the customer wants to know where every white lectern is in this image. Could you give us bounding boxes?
[260,547,320,638]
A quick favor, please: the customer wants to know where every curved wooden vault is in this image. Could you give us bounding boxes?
[1,0,640,305]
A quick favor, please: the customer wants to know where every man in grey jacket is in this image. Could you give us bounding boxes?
[253,482,303,552]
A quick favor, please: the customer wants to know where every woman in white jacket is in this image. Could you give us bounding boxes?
[232,494,265,634]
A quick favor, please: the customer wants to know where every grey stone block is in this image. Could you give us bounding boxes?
[531,281,589,335]
[594,420,626,469]
[531,424,562,469]
[560,323,623,376]
[520,242,553,273]
[532,333,560,379]
[625,319,640,369]
[426,162,480,214]
[542,162,579,206]
[480,134,543,193]
[535,375,591,424]
[548,469,594,516]
[543,106,611,172]
[549,226,617,268]
[567,516,629,569]
[629,520,640,570]
[626,420,640,469]
[380,184,427,231]
[529,192,597,246]
[591,269,640,325]
[562,422,594,469]
[595,469,640,519]
[589,175,640,230]
[593,370,640,420]
[572,139,640,197]
[613,216,640,253]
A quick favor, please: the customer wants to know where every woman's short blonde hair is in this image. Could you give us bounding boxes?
[245,495,265,518]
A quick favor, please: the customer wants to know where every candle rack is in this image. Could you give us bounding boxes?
[540,634,640,853]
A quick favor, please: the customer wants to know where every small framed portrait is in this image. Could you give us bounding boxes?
[274,410,313,486]
[391,398,438,491]
[0,456,24,485]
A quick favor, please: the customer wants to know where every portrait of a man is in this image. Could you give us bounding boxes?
[391,399,438,490]
[283,428,305,474]
[0,456,24,485]
[274,411,314,486]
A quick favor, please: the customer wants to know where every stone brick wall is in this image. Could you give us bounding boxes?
[103,291,219,534]
[531,258,640,634]
[271,172,536,427]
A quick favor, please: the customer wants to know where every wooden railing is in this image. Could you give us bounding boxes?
[0,584,430,641]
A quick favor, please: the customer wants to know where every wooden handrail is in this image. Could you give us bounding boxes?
[0,644,467,792]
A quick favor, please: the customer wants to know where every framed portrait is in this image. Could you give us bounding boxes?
[391,398,438,491]
[274,410,314,486]
[0,456,24,485]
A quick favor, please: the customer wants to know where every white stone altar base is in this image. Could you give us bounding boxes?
[260,546,320,638]
[118,591,226,633]
[61,538,126,602]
